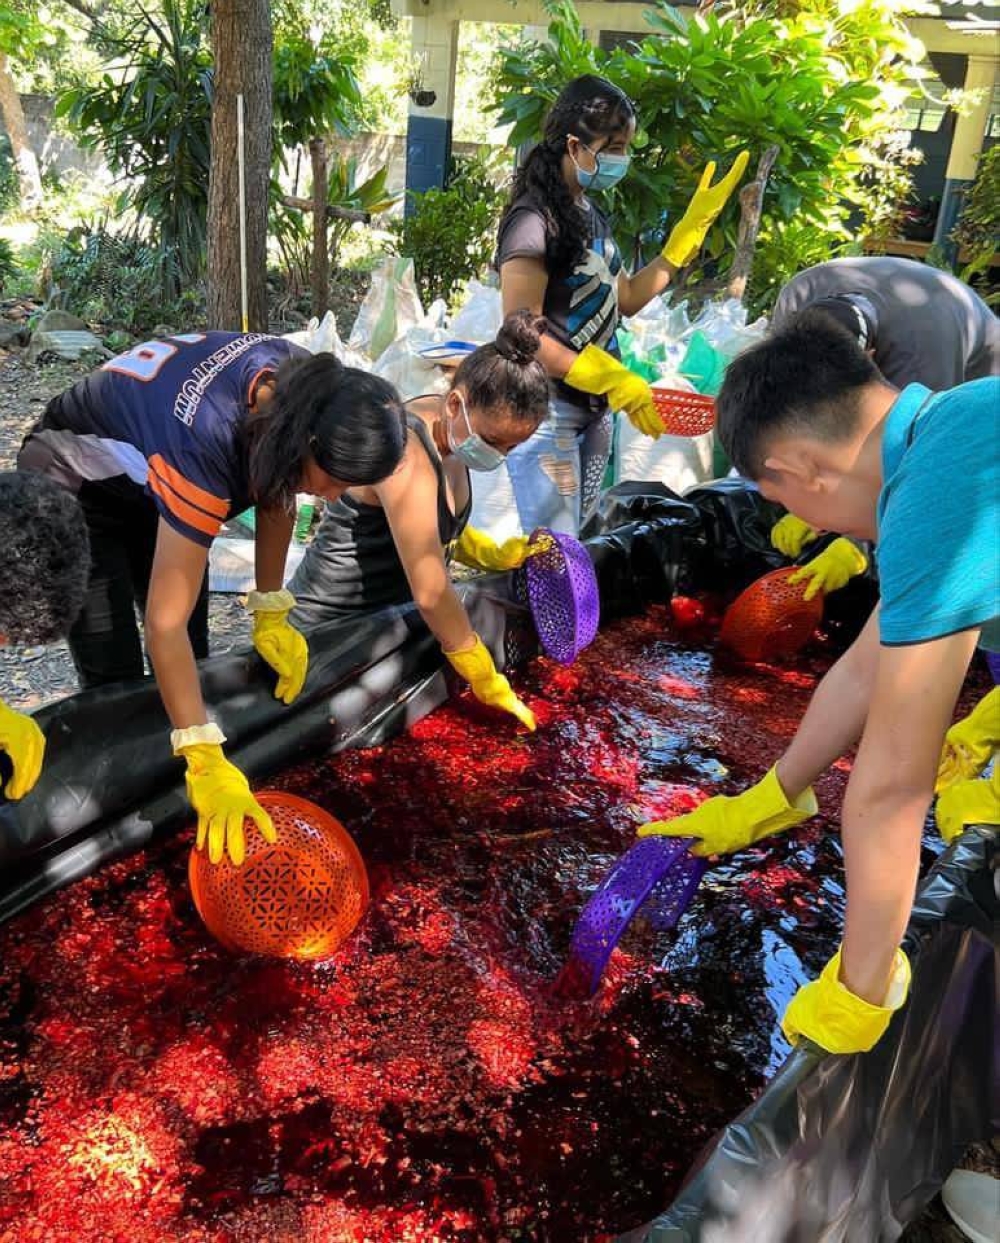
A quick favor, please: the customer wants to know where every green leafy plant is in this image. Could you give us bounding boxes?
[390,151,507,307]
[0,135,19,213]
[55,0,212,297]
[270,154,399,294]
[494,0,924,314]
[953,145,1000,297]
[50,221,202,331]
[0,237,18,293]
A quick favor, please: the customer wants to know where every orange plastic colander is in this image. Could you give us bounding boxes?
[649,387,716,437]
[188,791,369,961]
[719,567,824,663]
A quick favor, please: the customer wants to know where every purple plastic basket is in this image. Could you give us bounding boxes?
[522,529,600,666]
[561,836,708,998]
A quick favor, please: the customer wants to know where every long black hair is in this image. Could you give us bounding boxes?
[499,74,635,274]
[453,309,550,427]
[249,354,407,511]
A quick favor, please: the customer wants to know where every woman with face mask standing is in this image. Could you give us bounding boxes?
[497,74,748,534]
[288,310,550,731]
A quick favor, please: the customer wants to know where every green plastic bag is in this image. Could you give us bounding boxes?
[679,331,727,396]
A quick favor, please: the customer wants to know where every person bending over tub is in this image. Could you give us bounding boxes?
[289,310,551,733]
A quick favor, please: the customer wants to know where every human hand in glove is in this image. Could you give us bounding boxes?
[173,727,276,866]
[781,947,911,1054]
[661,151,750,269]
[452,525,538,573]
[248,589,309,705]
[637,764,817,856]
[789,538,868,602]
[444,634,536,731]
[936,686,1000,792]
[771,514,820,559]
[565,345,661,439]
[935,767,1000,844]
[0,696,45,800]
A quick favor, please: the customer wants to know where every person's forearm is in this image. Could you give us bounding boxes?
[776,610,879,798]
[417,579,476,653]
[839,780,925,1004]
[255,505,295,592]
[536,333,581,382]
[618,256,676,318]
[146,626,208,728]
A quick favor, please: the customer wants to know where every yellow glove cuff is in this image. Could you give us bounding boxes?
[563,344,620,398]
[247,588,297,614]
[750,765,818,843]
[170,722,227,755]
[443,634,494,682]
[966,686,1000,744]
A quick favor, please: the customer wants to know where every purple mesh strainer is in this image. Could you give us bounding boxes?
[561,837,708,998]
[522,529,600,666]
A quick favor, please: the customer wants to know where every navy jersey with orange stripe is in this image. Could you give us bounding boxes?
[18,332,307,547]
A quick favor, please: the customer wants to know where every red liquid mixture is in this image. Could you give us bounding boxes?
[0,607,958,1241]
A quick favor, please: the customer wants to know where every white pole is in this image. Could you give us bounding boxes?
[236,92,249,333]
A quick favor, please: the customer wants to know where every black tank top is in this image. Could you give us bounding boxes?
[288,414,472,625]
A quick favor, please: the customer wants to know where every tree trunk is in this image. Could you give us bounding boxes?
[206,0,273,331]
[0,56,43,211]
[309,137,329,319]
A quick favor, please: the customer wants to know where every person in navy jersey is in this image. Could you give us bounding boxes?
[18,331,406,866]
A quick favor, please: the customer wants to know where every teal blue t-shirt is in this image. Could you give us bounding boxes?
[877,379,1000,651]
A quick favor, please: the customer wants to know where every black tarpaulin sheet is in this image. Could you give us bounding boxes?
[622,828,998,1242]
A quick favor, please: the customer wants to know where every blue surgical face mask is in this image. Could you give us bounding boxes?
[570,140,630,193]
[446,393,506,472]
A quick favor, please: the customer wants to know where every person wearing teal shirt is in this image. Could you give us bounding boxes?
[639,310,999,1057]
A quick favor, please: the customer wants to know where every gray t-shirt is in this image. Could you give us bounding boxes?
[771,256,999,389]
[496,196,623,410]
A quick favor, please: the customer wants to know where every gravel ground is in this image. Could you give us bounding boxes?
[0,318,994,1238]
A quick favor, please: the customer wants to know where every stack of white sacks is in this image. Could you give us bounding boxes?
[279,258,770,547]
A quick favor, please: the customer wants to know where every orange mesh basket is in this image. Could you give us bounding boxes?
[650,387,716,437]
[188,791,369,961]
[719,567,824,663]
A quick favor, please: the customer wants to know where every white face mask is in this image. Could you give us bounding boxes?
[445,393,506,472]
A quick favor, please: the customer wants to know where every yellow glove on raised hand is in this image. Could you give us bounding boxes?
[564,345,661,439]
[248,589,309,705]
[935,767,1000,844]
[781,947,911,1055]
[173,727,276,867]
[637,764,817,857]
[771,514,820,559]
[936,686,1000,792]
[789,538,868,602]
[0,697,45,801]
[444,634,536,732]
[453,525,535,573]
[661,151,750,269]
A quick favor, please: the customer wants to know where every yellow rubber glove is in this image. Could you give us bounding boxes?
[781,947,911,1054]
[0,697,45,801]
[789,538,868,602]
[936,686,1000,792]
[444,634,536,732]
[661,151,750,269]
[771,514,820,559]
[452,525,535,573]
[564,345,661,439]
[173,727,276,867]
[248,588,309,705]
[637,765,817,857]
[935,767,1000,844]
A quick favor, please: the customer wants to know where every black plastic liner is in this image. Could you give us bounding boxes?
[621,827,998,1242]
[0,479,992,1240]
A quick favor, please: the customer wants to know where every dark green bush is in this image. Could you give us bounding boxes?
[390,152,506,308]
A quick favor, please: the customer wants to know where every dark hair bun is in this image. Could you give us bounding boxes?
[494,309,546,367]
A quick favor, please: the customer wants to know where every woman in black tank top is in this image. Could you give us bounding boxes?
[289,312,552,731]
